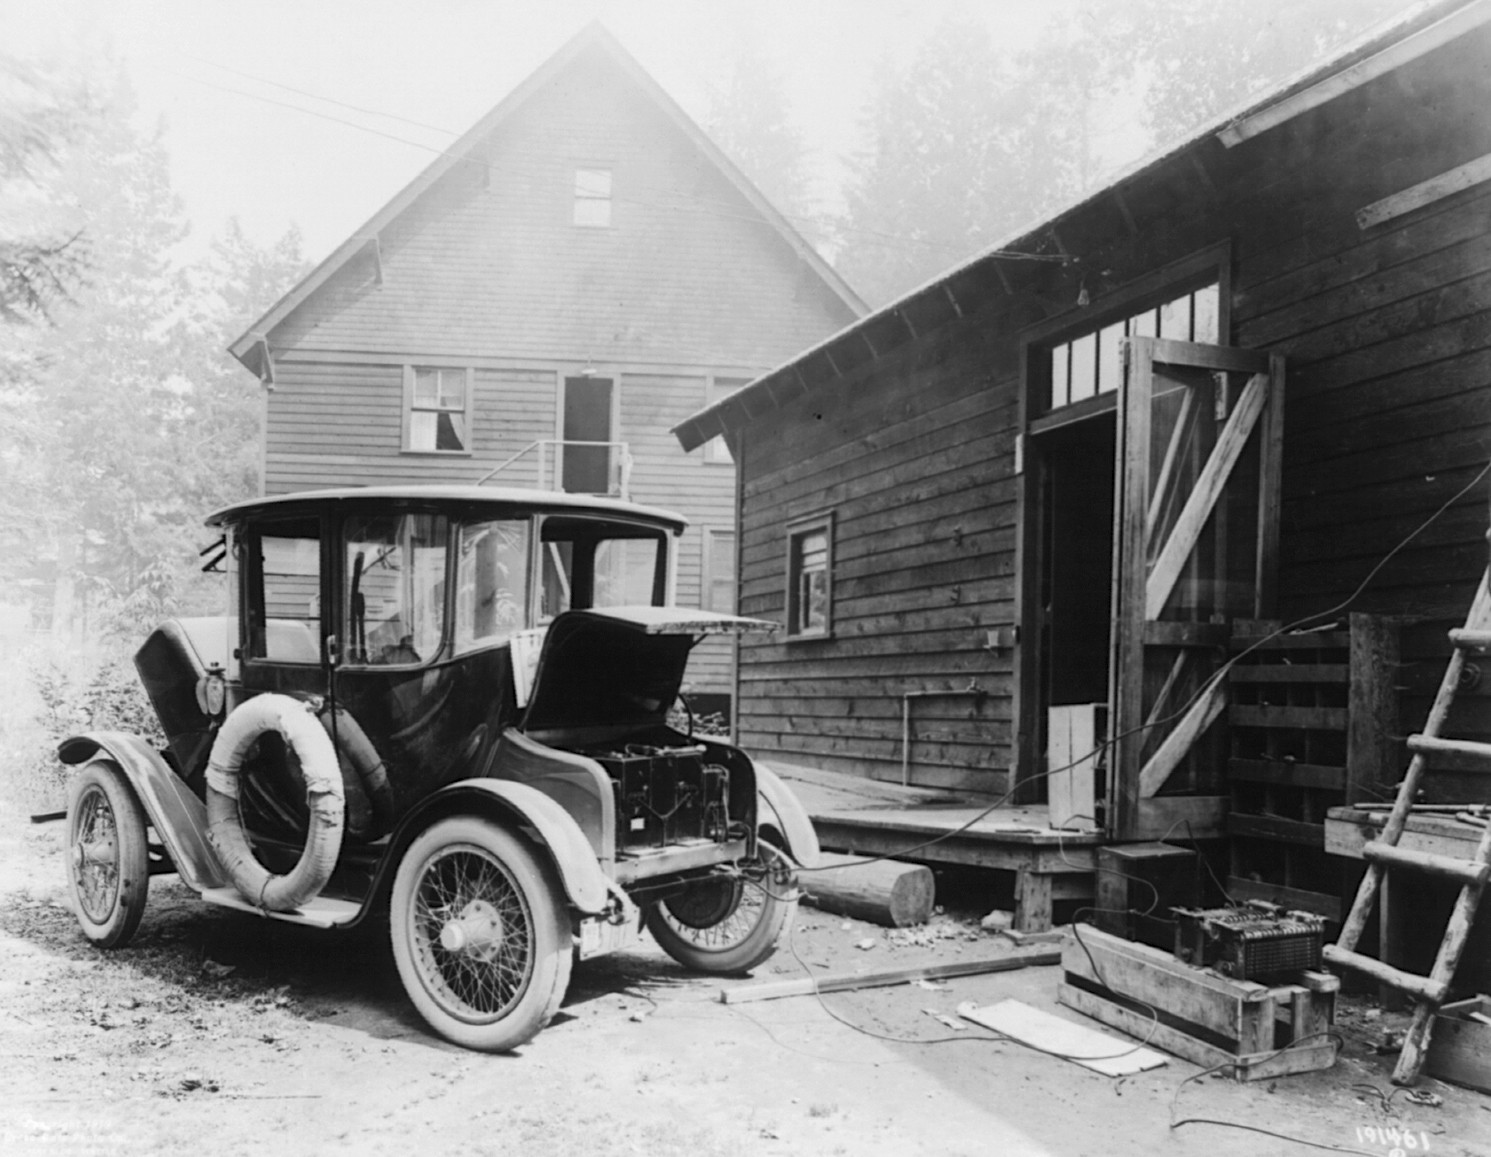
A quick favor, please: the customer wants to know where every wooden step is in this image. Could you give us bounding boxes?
[1449,628,1491,653]
[1405,734,1491,771]
[1361,841,1491,886]
[1321,944,1448,1005]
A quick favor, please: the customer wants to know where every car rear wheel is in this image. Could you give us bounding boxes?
[66,762,150,949]
[390,818,572,1052]
[645,842,795,974]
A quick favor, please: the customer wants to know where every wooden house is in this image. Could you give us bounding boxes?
[672,0,1491,921]
[229,23,864,721]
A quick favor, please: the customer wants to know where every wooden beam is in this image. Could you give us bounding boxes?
[719,947,1060,1004]
[1112,187,1139,235]
[1357,152,1491,230]
[943,284,965,318]
[1218,3,1491,147]
[1138,677,1227,797]
[1146,372,1267,619]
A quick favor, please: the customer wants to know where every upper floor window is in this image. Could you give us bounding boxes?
[1047,282,1219,411]
[786,514,833,639]
[405,366,472,453]
[573,168,612,228]
[704,375,751,464]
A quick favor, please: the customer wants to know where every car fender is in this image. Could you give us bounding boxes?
[58,731,230,893]
[752,760,821,869]
[389,779,612,915]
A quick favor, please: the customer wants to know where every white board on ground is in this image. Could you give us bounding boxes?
[957,999,1169,1077]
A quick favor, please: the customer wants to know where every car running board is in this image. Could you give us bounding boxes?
[198,886,362,928]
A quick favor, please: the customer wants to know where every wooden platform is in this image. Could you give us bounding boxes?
[771,762,1102,933]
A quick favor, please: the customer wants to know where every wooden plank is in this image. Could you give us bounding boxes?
[1148,337,1270,374]
[1142,622,1230,647]
[1227,813,1325,847]
[1112,338,1154,839]
[1229,664,1350,684]
[1226,876,1342,922]
[1227,758,1345,791]
[1230,630,1351,650]
[1255,353,1285,617]
[1217,2,1491,147]
[1230,705,1347,730]
[1063,926,1267,1041]
[1427,997,1491,1093]
[1358,152,1491,230]
[1146,371,1267,619]
[1133,797,1228,841]
[1139,679,1227,797]
[719,947,1061,1004]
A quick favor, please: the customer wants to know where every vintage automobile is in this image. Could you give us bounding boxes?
[60,485,818,1050]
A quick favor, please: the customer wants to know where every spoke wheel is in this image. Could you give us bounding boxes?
[390,818,571,1052]
[65,763,149,949]
[645,842,795,974]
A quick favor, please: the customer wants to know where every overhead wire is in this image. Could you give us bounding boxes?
[148,55,1070,268]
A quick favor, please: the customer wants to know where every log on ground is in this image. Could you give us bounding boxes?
[801,852,936,927]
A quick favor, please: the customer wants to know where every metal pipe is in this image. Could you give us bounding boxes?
[901,681,986,787]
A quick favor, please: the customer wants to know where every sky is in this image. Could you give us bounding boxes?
[3,0,1064,264]
[5,0,1416,267]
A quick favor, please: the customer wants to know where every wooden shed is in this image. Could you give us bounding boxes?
[673,0,1491,905]
[230,22,864,721]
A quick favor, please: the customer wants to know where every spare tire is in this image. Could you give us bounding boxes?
[205,694,345,912]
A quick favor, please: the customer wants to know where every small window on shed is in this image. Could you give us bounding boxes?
[405,367,472,453]
[786,515,832,639]
[573,168,612,227]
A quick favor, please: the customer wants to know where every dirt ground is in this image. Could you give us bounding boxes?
[1,805,1488,1157]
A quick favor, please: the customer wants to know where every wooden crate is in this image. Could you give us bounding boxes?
[1058,925,1339,1081]
[1425,996,1491,1094]
[1094,842,1200,948]
[1226,614,1400,921]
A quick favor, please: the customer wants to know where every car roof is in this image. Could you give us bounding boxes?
[205,485,689,531]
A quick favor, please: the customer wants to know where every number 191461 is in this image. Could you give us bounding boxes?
[1356,1125,1432,1151]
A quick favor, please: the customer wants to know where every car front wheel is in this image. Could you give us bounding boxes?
[645,842,795,974]
[389,818,572,1052]
[66,762,150,949]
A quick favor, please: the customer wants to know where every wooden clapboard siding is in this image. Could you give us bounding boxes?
[268,49,852,369]
[711,13,1491,794]
[734,314,1022,792]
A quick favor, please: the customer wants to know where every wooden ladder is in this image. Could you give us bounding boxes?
[1322,570,1491,1084]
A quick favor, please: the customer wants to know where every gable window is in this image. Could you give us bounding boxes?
[573,168,612,228]
[1047,281,1219,412]
[405,366,472,453]
[785,515,832,639]
[704,375,750,464]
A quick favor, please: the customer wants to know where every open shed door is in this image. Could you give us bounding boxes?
[1109,337,1284,840]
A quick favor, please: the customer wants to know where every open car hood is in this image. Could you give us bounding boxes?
[520,606,779,733]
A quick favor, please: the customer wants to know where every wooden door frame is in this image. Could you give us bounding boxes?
[1012,243,1233,804]
[1108,338,1285,840]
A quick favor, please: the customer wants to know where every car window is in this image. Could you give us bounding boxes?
[248,517,321,664]
[344,513,447,665]
[455,518,530,653]
[538,518,666,621]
